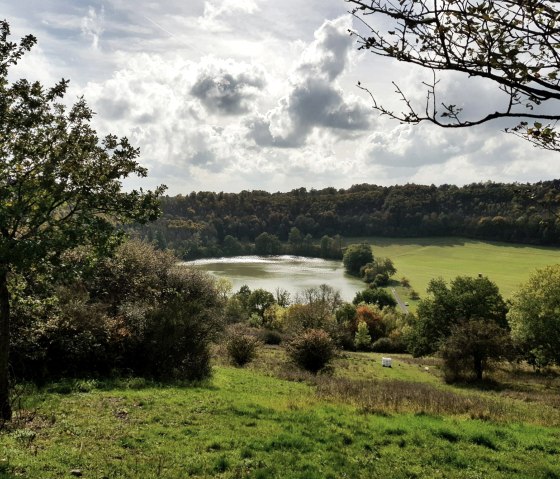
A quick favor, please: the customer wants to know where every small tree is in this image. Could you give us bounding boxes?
[0,22,164,420]
[343,243,373,276]
[354,320,372,351]
[247,288,276,322]
[361,257,397,284]
[441,319,512,382]
[409,276,508,358]
[355,304,386,341]
[508,265,560,368]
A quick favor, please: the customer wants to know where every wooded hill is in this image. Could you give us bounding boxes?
[133,181,560,259]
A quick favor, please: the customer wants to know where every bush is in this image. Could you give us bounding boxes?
[226,328,260,366]
[353,288,396,309]
[371,337,399,353]
[259,329,283,345]
[9,240,226,382]
[138,268,224,381]
[286,329,336,373]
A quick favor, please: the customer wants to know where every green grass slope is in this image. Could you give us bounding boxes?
[358,237,560,298]
[1,355,559,479]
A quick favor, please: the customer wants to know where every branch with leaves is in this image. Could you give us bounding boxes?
[0,20,166,421]
[347,0,560,150]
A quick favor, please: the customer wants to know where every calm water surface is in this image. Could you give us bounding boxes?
[184,255,364,301]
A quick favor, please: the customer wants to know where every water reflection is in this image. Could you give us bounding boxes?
[183,255,364,301]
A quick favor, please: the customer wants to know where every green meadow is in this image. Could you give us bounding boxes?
[1,349,559,479]
[357,237,560,299]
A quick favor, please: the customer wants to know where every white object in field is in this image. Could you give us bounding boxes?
[381,357,392,368]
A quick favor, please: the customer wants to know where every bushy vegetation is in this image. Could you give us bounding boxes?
[508,264,560,368]
[226,326,261,367]
[286,329,337,373]
[408,275,510,381]
[0,21,164,419]
[343,243,373,276]
[10,240,225,383]
[353,287,397,309]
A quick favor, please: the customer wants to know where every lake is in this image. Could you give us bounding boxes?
[183,255,365,301]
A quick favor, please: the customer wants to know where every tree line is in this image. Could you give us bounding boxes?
[132,181,560,259]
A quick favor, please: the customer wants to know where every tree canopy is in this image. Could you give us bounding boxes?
[409,275,510,381]
[410,275,508,356]
[0,21,164,420]
[508,264,560,368]
[343,243,374,276]
[347,0,560,150]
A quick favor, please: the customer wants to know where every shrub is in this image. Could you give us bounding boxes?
[226,328,260,366]
[138,268,224,381]
[353,288,396,309]
[9,240,226,382]
[259,329,283,345]
[371,337,400,353]
[286,329,336,373]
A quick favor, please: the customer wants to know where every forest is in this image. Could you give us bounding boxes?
[133,181,560,259]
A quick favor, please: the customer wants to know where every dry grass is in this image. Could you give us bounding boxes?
[316,377,508,420]
[242,346,560,426]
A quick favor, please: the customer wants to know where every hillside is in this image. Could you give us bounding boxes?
[131,181,560,260]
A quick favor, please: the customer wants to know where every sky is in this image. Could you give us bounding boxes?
[5,0,560,195]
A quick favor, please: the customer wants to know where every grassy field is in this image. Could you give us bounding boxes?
[1,349,559,479]
[351,237,560,300]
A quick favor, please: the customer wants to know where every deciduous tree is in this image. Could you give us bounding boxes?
[441,319,512,382]
[0,21,164,420]
[409,276,508,358]
[508,264,560,368]
[343,243,373,276]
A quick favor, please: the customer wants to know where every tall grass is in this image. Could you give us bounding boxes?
[315,377,560,425]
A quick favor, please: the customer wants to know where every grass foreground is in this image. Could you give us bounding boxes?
[1,349,560,479]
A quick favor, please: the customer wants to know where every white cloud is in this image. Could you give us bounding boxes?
[4,1,560,194]
[81,6,105,49]
[199,0,261,31]
[247,16,372,148]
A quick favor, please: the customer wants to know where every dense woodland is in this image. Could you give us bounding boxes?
[133,181,560,259]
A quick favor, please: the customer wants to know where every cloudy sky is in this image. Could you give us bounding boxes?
[5,1,560,194]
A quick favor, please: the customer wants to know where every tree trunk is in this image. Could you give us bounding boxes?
[474,356,483,382]
[0,268,11,421]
